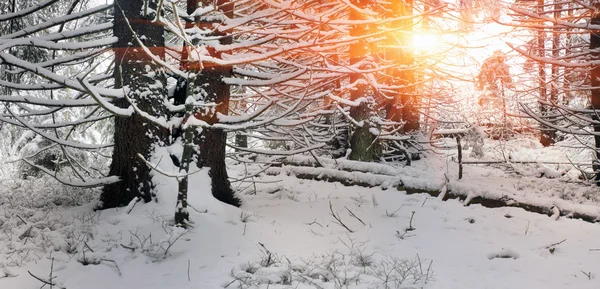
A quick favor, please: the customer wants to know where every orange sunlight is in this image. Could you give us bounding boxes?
[411,32,439,52]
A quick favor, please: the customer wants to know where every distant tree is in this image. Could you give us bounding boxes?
[476,51,512,94]
[505,1,600,182]
[0,1,116,186]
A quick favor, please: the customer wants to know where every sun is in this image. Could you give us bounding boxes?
[411,32,439,52]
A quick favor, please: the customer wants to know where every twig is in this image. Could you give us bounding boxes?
[426,260,434,279]
[101,259,122,276]
[407,211,416,231]
[16,215,27,225]
[386,205,404,217]
[344,206,366,226]
[396,230,409,239]
[125,197,140,214]
[421,197,429,207]
[120,244,135,251]
[258,242,273,267]
[187,259,191,281]
[305,219,324,227]
[223,279,237,288]
[137,153,201,179]
[19,226,33,245]
[28,271,54,287]
[50,257,54,289]
[163,230,186,257]
[84,241,95,253]
[329,201,354,233]
[309,150,325,168]
[28,270,64,289]
[580,270,592,280]
[188,204,207,214]
[229,164,273,183]
[544,239,567,249]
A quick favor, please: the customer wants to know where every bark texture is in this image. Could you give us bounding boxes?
[100,0,167,209]
[192,0,240,206]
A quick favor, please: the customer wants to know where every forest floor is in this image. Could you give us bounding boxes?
[0,135,599,289]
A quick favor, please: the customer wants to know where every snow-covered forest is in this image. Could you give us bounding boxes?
[0,0,599,288]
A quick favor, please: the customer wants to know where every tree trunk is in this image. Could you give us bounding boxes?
[544,0,560,143]
[538,0,553,146]
[192,0,240,206]
[348,99,381,161]
[399,0,418,132]
[99,0,167,209]
[384,0,417,132]
[348,0,380,162]
[194,51,239,205]
[325,54,349,158]
[384,0,402,124]
[175,123,194,226]
[563,2,573,105]
[200,129,240,206]
[233,98,248,150]
[590,6,600,184]
[235,133,248,149]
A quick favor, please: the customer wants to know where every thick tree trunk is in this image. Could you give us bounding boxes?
[201,128,239,206]
[99,0,167,209]
[399,0,418,132]
[590,6,600,184]
[348,100,380,161]
[192,0,240,206]
[384,0,417,132]
[348,0,380,162]
[194,57,239,205]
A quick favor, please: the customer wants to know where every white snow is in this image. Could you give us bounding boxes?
[0,138,599,289]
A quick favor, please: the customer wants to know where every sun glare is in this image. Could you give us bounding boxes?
[411,33,438,52]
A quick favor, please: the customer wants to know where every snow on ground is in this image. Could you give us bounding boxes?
[435,135,600,215]
[0,138,599,289]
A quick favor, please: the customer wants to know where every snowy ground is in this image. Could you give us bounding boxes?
[0,137,599,289]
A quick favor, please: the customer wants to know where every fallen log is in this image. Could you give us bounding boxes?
[408,187,598,223]
[265,166,400,188]
[266,166,600,223]
[460,160,591,166]
[279,155,401,176]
